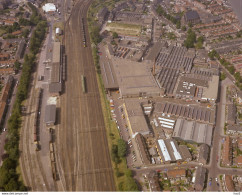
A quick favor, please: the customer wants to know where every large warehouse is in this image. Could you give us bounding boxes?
[111,58,162,98]
[173,118,213,146]
[49,42,62,95]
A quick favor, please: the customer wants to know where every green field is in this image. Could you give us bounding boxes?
[106,22,141,36]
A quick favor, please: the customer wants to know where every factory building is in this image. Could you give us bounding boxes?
[173,119,213,146]
[156,139,183,164]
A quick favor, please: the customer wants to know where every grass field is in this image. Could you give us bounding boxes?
[106,22,141,36]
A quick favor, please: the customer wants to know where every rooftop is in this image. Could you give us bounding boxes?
[45,104,56,124]
[173,119,213,146]
[124,99,150,135]
[184,10,200,21]
[111,58,161,97]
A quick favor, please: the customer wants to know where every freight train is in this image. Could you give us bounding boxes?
[81,18,87,47]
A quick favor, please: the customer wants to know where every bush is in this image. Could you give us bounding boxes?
[117,139,126,158]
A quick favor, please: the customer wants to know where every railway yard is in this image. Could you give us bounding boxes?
[19,0,115,191]
[1,0,242,192]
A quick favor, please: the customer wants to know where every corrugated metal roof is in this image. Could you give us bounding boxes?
[158,139,171,161]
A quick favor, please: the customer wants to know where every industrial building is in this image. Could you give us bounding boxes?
[154,45,195,96]
[154,102,215,124]
[175,75,219,102]
[156,139,183,164]
[111,58,162,98]
[45,105,56,126]
[173,119,213,146]
[49,42,62,95]
[134,133,151,165]
[123,99,151,136]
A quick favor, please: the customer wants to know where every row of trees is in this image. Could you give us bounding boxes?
[110,139,138,191]
[208,49,242,89]
[156,5,181,29]
[0,3,47,191]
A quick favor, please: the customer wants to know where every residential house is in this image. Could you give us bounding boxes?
[224,175,235,191]
[222,136,232,166]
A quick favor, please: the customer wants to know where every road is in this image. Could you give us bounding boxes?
[54,0,115,191]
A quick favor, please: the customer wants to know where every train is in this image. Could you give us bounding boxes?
[81,18,87,47]
[34,88,42,151]
[81,75,86,93]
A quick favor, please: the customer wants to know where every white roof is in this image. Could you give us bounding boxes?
[158,139,171,161]
[42,3,56,12]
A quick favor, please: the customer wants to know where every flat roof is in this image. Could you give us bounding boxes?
[49,82,62,94]
[112,58,161,97]
[100,57,119,89]
[202,75,219,101]
[45,104,56,124]
[52,42,60,63]
[124,99,150,135]
[145,41,167,62]
[51,62,61,83]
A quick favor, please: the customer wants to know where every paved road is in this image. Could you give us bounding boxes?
[55,0,115,191]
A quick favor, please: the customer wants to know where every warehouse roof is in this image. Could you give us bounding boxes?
[45,105,56,124]
[157,139,182,163]
[112,58,161,97]
[51,62,61,83]
[145,41,167,62]
[52,42,61,63]
[49,82,62,94]
[173,119,213,146]
[100,58,119,89]
[202,75,219,101]
[124,99,150,135]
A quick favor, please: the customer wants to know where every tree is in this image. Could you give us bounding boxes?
[112,32,118,39]
[184,28,196,48]
[14,61,21,71]
[208,49,219,60]
[176,21,181,29]
[117,139,126,158]
[220,72,226,81]
[4,178,19,191]
[182,26,186,31]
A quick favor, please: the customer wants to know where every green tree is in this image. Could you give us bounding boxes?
[181,26,186,31]
[112,32,119,39]
[117,139,126,158]
[220,72,226,81]
[14,61,21,71]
